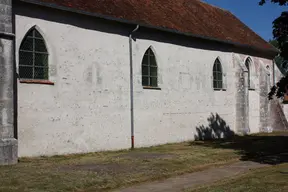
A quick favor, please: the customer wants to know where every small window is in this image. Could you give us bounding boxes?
[142,48,158,87]
[19,28,49,80]
[213,58,223,89]
[245,58,252,88]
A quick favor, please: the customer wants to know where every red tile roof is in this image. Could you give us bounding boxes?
[23,0,275,51]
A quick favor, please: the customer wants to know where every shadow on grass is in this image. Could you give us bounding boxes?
[193,113,288,165]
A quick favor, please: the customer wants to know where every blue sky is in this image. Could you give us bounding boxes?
[203,0,286,41]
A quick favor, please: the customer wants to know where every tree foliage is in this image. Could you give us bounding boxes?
[269,39,288,75]
[259,0,287,6]
[260,1,288,99]
[269,39,279,48]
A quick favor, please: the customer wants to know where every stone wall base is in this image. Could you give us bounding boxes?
[0,138,18,165]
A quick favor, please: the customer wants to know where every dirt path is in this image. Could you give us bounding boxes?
[113,161,269,192]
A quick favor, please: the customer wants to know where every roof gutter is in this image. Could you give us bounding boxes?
[20,0,279,56]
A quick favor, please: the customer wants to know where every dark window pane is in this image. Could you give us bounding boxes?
[214,63,218,71]
[35,39,47,52]
[142,76,149,86]
[35,53,48,67]
[218,73,223,81]
[218,81,223,89]
[19,66,33,79]
[34,30,43,38]
[150,77,158,87]
[26,30,34,38]
[215,72,222,81]
[215,81,219,89]
[214,59,222,72]
[217,64,220,72]
[215,73,219,81]
[142,55,149,65]
[150,56,157,66]
[245,62,249,71]
[145,49,151,57]
[147,49,152,56]
[20,37,33,51]
[213,72,217,80]
[142,65,149,76]
[213,80,217,88]
[19,51,33,66]
[150,66,157,76]
[34,67,48,80]
[213,65,217,72]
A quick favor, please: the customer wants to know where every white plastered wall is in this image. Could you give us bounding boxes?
[15,3,274,156]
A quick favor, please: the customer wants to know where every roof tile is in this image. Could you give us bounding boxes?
[30,0,274,50]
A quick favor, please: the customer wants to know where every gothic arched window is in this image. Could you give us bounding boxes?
[142,47,158,87]
[245,57,252,88]
[19,28,49,79]
[213,58,223,89]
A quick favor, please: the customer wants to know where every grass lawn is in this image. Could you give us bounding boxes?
[187,163,288,192]
[0,131,287,192]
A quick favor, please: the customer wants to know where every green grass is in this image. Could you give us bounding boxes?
[187,163,288,192]
[0,144,239,192]
[0,131,287,192]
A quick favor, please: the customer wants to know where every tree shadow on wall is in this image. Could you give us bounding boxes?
[194,113,235,141]
[193,113,288,165]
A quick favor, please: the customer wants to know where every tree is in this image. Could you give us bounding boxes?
[260,1,288,99]
[259,0,287,6]
[269,39,279,48]
[269,39,288,75]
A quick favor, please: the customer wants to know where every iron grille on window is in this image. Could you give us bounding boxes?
[142,48,158,87]
[19,28,49,80]
[213,58,223,89]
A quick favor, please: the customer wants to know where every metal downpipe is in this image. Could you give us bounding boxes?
[129,25,139,149]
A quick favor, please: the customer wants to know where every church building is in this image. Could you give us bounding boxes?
[0,0,286,162]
